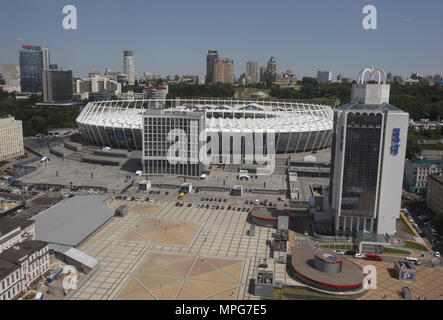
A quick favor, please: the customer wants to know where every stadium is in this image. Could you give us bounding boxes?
[76,99,334,155]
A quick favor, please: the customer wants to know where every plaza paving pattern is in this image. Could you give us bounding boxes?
[121,217,200,246]
[115,253,244,300]
[129,203,159,215]
[353,260,443,300]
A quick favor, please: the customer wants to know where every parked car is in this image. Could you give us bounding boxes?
[354,253,365,259]
[334,249,344,255]
[435,251,441,258]
[365,253,383,261]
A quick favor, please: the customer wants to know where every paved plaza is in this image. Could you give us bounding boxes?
[116,253,244,300]
[70,198,295,300]
[353,260,443,300]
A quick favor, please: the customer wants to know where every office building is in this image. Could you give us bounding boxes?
[317,71,332,84]
[142,110,206,177]
[329,66,409,237]
[206,50,219,83]
[74,75,121,96]
[426,175,443,217]
[2,64,20,86]
[262,57,277,84]
[123,51,135,85]
[212,58,234,84]
[246,61,261,84]
[0,116,24,161]
[42,70,73,102]
[19,45,49,93]
[404,159,443,194]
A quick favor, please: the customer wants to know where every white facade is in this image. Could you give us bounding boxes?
[246,61,261,84]
[74,75,121,95]
[404,160,443,193]
[2,64,20,86]
[0,116,24,161]
[123,51,135,85]
[317,71,332,84]
[329,67,409,236]
[0,260,21,300]
[0,224,22,254]
[77,99,334,154]
[41,47,50,70]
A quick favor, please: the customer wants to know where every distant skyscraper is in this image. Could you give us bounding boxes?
[262,57,277,85]
[42,69,73,102]
[317,71,332,84]
[386,72,394,83]
[212,58,234,84]
[2,64,20,86]
[246,61,261,84]
[266,56,277,74]
[206,50,219,83]
[123,51,135,85]
[19,45,48,93]
[329,66,408,237]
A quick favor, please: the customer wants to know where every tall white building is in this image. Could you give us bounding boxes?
[329,66,409,237]
[41,47,50,70]
[2,64,20,86]
[317,71,332,84]
[0,116,24,161]
[246,61,261,84]
[123,50,135,85]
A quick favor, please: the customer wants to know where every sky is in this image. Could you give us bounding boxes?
[0,0,442,79]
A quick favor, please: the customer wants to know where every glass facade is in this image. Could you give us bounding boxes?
[340,112,383,218]
[20,49,43,92]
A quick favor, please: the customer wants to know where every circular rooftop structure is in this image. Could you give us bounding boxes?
[290,246,364,291]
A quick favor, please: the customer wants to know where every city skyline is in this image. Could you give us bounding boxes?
[0,0,442,79]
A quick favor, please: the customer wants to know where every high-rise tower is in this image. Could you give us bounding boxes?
[206,50,219,83]
[123,50,135,85]
[329,66,409,237]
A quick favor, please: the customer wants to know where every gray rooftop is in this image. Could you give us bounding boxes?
[340,101,404,112]
[32,195,114,246]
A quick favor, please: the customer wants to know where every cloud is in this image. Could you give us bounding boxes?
[16,37,24,41]
[405,18,414,23]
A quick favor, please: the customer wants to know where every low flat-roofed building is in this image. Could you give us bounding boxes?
[32,195,114,246]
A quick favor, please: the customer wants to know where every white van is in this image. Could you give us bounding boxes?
[405,257,418,263]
